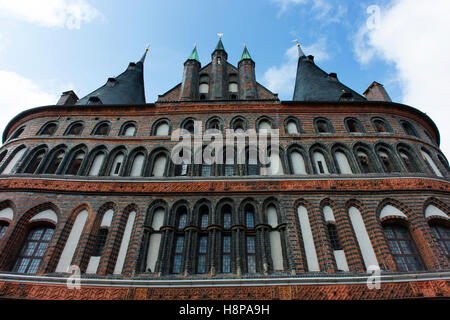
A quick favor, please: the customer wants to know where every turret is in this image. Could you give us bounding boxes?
[210,37,228,100]
[238,45,258,100]
[180,45,201,101]
[76,47,148,105]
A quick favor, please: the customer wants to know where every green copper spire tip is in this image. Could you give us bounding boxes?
[214,38,226,52]
[239,45,253,62]
[187,45,200,63]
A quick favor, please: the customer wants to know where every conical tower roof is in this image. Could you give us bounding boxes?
[293,45,365,102]
[76,49,147,105]
[187,45,201,63]
[239,45,253,62]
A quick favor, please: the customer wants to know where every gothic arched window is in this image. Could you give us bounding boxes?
[13,226,55,274]
[38,122,58,136]
[383,224,424,272]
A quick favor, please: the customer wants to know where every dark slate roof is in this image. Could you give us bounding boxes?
[76,59,146,105]
[293,55,366,102]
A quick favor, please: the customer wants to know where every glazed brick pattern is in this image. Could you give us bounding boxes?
[0,279,448,300]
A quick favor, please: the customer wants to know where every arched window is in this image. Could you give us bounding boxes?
[429,223,450,259]
[206,117,223,131]
[8,126,25,141]
[401,121,418,137]
[153,120,170,136]
[56,209,88,273]
[229,82,238,94]
[13,226,55,274]
[290,150,307,175]
[120,122,137,136]
[376,147,397,173]
[383,224,424,272]
[199,83,209,95]
[285,118,300,134]
[91,122,111,136]
[323,206,349,271]
[86,208,113,274]
[267,204,284,272]
[113,209,136,275]
[38,122,58,136]
[312,151,329,174]
[257,118,273,133]
[182,119,195,135]
[1,146,26,175]
[130,152,145,177]
[64,122,84,136]
[421,149,443,177]
[297,205,320,271]
[23,148,46,174]
[144,207,165,273]
[345,118,364,133]
[231,117,247,133]
[315,118,332,133]
[110,153,125,176]
[355,146,376,173]
[87,152,105,176]
[66,151,85,175]
[151,153,167,177]
[334,150,353,174]
[348,206,379,270]
[372,119,390,133]
[44,148,66,174]
[398,149,418,173]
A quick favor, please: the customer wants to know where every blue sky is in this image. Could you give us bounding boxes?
[0,0,449,155]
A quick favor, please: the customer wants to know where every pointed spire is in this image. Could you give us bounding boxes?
[214,38,226,52]
[187,44,201,63]
[139,45,150,64]
[239,44,253,62]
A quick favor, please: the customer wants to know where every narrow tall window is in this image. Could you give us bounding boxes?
[172,235,184,274]
[24,150,46,174]
[13,226,54,274]
[384,224,424,272]
[327,224,341,250]
[0,222,8,239]
[45,150,65,174]
[378,150,395,173]
[222,235,231,273]
[430,224,450,258]
[110,153,124,176]
[93,228,108,256]
[88,153,105,176]
[197,236,208,274]
[67,151,85,175]
[246,236,257,273]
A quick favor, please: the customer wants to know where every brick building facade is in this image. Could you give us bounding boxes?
[0,40,449,300]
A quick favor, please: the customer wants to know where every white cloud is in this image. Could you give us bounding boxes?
[262,37,329,98]
[0,0,101,29]
[0,71,58,138]
[270,0,346,23]
[354,0,450,155]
